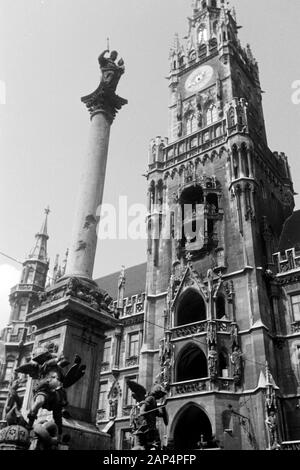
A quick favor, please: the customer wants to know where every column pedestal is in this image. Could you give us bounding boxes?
[24,278,118,450]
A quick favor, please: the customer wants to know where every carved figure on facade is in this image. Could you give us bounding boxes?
[16,343,86,437]
[196,92,203,127]
[263,363,280,450]
[2,372,27,427]
[230,346,243,385]
[158,331,173,391]
[81,50,128,120]
[127,381,168,451]
[207,321,217,348]
[208,345,218,381]
[39,277,114,315]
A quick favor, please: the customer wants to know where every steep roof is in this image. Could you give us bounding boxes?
[95,262,147,300]
[278,210,300,252]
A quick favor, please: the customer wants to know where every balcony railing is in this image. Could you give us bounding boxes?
[170,378,210,396]
[170,377,235,396]
[171,321,207,339]
[281,441,300,451]
[273,249,300,275]
[10,283,42,295]
[171,320,232,339]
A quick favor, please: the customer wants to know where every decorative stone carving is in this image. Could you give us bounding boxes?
[207,321,217,348]
[172,321,207,338]
[81,50,128,122]
[38,277,115,316]
[230,347,243,385]
[208,345,218,381]
[16,343,86,437]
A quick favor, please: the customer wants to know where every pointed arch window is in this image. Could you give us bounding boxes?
[176,290,207,326]
[216,295,226,319]
[186,114,197,135]
[206,104,218,125]
[18,303,27,321]
[176,344,208,382]
[198,24,208,44]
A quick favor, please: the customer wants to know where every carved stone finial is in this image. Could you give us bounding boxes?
[81,50,128,122]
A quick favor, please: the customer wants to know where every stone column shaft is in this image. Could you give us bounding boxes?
[65,50,127,280]
[66,113,111,279]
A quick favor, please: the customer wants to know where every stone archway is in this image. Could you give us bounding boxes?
[176,343,208,382]
[172,403,213,450]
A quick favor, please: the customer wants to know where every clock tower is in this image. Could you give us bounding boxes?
[141,0,295,450]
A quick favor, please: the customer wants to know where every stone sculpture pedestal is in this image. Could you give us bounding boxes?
[23,278,118,449]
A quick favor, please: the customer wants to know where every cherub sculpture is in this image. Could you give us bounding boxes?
[127,380,169,451]
[16,343,86,437]
[3,372,27,427]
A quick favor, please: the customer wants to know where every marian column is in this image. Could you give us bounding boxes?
[22,51,127,450]
[66,50,128,280]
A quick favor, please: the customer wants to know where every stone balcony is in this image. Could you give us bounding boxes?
[273,249,300,275]
[170,377,235,397]
[10,283,42,295]
[171,320,232,340]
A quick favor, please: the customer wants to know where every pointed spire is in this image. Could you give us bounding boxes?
[39,206,50,238]
[117,265,126,311]
[61,249,69,277]
[52,254,60,281]
[28,207,50,262]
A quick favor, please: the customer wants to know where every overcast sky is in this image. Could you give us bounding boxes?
[0,0,299,329]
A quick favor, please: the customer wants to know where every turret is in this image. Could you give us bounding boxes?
[8,208,50,324]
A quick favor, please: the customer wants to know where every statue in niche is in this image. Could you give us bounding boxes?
[230,346,243,384]
[208,345,218,381]
[265,411,279,450]
[207,321,217,348]
[196,92,203,127]
[127,381,168,451]
[16,342,86,437]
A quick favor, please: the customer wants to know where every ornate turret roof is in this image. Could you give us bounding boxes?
[28,208,50,263]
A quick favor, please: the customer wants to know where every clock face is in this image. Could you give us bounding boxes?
[185,65,214,93]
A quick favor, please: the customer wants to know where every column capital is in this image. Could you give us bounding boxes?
[81,50,128,122]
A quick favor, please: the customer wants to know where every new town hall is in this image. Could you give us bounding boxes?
[1,0,300,450]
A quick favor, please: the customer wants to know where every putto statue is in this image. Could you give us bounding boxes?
[81,49,128,120]
[127,381,169,450]
[16,342,86,437]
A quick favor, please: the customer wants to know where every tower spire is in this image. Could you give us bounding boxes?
[29,207,50,262]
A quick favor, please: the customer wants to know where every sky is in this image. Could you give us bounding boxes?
[0,0,299,329]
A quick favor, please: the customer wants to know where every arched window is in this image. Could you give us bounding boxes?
[206,105,218,125]
[186,115,197,135]
[18,303,27,321]
[216,295,226,319]
[241,146,250,177]
[228,107,235,128]
[176,290,206,326]
[232,146,239,179]
[198,26,208,43]
[176,344,208,382]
